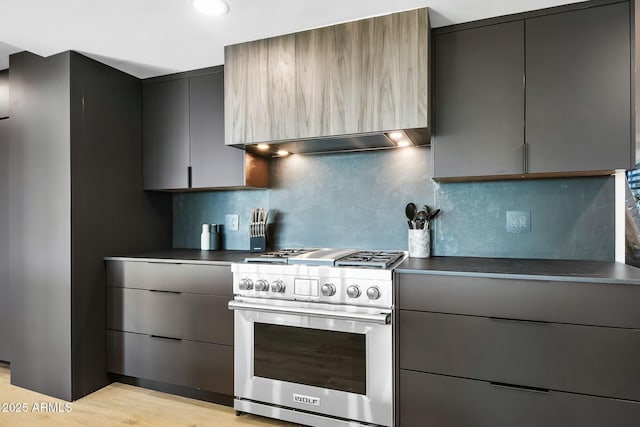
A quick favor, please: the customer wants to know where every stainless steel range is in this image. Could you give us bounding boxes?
[229,248,405,427]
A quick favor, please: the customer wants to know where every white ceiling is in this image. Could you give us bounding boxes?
[0,0,586,78]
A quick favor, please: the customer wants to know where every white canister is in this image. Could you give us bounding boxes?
[200,224,210,250]
[408,227,431,258]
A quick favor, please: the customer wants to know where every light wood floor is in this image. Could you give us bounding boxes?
[0,365,299,426]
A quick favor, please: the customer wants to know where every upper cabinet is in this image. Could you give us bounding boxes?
[433,0,634,181]
[433,21,525,179]
[525,2,631,174]
[224,8,430,146]
[143,67,268,191]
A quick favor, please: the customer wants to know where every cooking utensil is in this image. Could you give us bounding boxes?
[405,203,417,222]
[414,210,428,230]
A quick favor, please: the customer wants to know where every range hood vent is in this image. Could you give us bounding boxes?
[242,128,430,157]
[224,8,431,155]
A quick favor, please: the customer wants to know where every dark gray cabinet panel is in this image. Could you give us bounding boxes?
[526,2,632,173]
[107,287,233,345]
[397,273,640,328]
[0,69,8,118]
[142,78,190,190]
[433,21,524,179]
[400,310,640,401]
[9,51,171,401]
[106,260,234,398]
[106,261,232,296]
[0,119,10,362]
[399,370,640,427]
[143,68,268,190]
[189,71,246,188]
[9,52,73,400]
[107,330,233,395]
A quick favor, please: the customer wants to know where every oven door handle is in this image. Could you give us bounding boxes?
[228,300,391,325]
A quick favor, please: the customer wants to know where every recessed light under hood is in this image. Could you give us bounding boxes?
[242,128,430,157]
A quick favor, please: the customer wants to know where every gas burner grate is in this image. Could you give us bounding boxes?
[335,251,405,269]
[245,248,318,264]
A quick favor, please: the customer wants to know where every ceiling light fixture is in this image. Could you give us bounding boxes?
[192,0,230,16]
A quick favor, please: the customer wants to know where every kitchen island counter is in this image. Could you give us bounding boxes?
[396,256,640,285]
[105,249,254,265]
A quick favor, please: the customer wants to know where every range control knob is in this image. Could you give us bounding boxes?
[321,283,336,297]
[239,278,254,291]
[255,279,270,291]
[366,286,381,300]
[346,285,361,299]
[271,280,286,293]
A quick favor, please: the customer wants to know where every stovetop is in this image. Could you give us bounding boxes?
[245,248,405,269]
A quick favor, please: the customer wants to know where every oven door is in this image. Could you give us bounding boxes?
[229,297,392,427]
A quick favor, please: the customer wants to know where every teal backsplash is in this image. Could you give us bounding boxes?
[173,147,614,261]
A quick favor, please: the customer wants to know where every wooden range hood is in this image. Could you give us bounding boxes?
[224,8,430,155]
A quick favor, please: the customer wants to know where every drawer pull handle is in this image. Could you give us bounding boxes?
[145,261,184,265]
[149,289,182,295]
[150,335,182,342]
[490,381,549,394]
[489,317,550,326]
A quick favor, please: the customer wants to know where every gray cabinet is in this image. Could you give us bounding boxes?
[143,67,268,190]
[525,2,632,174]
[142,78,190,190]
[395,272,640,426]
[400,370,640,427]
[8,51,171,401]
[0,118,9,362]
[433,21,524,179]
[432,1,634,181]
[224,8,430,146]
[107,331,233,396]
[106,260,233,398]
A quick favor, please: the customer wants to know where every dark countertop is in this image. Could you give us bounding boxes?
[105,249,254,265]
[396,256,640,285]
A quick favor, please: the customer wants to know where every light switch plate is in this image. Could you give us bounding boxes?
[506,211,530,233]
[225,214,239,231]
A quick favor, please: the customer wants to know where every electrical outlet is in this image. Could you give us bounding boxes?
[225,214,239,232]
[506,211,531,233]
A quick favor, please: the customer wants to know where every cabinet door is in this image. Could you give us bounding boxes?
[107,287,233,345]
[189,72,246,188]
[399,370,640,427]
[399,310,640,401]
[142,79,189,190]
[526,2,632,173]
[433,21,525,179]
[107,330,233,395]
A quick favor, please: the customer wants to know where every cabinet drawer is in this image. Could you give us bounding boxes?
[107,330,233,395]
[399,370,640,427]
[397,273,640,328]
[107,287,233,345]
[106,260,231,296]
[399,310,640,401]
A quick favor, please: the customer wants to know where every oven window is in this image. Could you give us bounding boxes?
[254,323,366,395]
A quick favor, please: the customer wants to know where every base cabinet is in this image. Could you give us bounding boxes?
[106,260,233,400]
[107,330,232,395]
[400,370,640,427]
[396,272,640,426]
